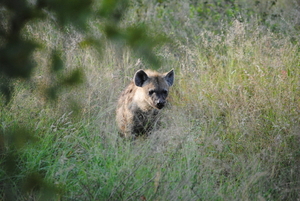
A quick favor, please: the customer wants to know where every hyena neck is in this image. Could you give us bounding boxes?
[132,107,160,136]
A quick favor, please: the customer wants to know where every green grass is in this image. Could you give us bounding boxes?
[1,0,300,200]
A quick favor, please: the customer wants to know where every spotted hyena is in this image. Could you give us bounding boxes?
[116,69,174,138]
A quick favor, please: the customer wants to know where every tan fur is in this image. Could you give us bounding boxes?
[116,69,174,138]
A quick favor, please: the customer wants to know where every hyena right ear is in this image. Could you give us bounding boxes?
[134,70,149,87]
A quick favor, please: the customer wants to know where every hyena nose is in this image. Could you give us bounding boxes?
[156,100,166,109]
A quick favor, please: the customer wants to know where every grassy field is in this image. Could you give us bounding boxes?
[1,0,300,200]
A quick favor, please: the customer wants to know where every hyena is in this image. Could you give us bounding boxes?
[116,69,174,138]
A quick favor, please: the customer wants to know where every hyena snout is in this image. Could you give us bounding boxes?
[155,99,166,109]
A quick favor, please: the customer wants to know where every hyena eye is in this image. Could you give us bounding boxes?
[149,90,155,96]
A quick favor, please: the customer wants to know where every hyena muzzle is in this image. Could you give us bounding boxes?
[116,69,174,138]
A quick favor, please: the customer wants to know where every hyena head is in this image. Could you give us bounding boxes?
[134,69,174,109]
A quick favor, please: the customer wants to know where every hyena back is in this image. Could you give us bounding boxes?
[116,69,174,138]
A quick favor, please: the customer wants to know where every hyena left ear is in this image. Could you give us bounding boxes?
[164,69,174,86]
[134,69,149,87]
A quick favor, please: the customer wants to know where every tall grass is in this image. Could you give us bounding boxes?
[1,0,300,200]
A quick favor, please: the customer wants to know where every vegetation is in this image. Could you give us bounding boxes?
[1,0,300,200]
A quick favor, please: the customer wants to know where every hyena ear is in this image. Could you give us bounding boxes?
[134,70,149,87]
[164,69,174,86]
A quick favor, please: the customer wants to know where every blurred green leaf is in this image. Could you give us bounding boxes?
[0,39,39,78]
[104,24,124,41]
[5,126,37,149]
[46,86,58,100]
[124,25,169,68]
[0,76,12,105]
[21,172,62,200]
[51,50,64,73]
[62,68,84,86]
[38,0,93,29]
[98,0,129,21]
